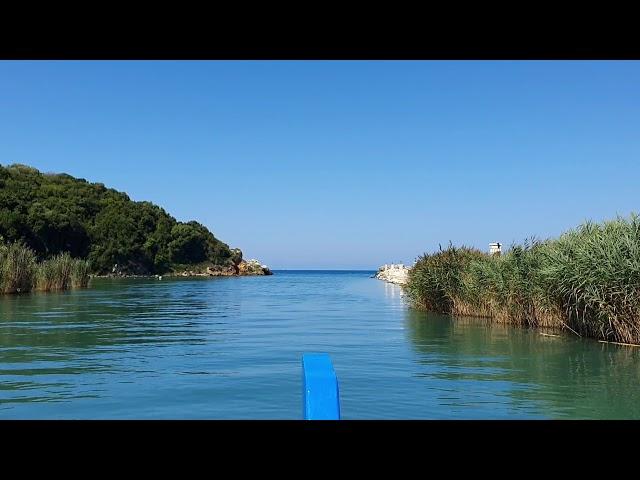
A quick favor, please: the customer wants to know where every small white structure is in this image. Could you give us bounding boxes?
[376,263,410,285]
[489,242,502,255]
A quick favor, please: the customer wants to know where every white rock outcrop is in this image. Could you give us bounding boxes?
[375,263,410,285]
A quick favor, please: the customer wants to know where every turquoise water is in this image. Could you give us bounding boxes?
[1,270,639,419]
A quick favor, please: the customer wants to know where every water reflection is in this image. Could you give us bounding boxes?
[383,281,405,301]
[3,272,640,418]
[405,309,640,418]
[0,277,239,411]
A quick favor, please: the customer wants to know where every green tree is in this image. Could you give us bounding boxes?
[0,163,233,274]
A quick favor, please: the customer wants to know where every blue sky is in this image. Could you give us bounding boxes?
[1,61,639,269]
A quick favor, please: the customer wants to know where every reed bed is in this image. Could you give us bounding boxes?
[71,258,91,288]
[405,214,640,344]
[0,242,91,294]
[0,241,37,293]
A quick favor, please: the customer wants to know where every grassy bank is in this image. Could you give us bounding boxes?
[405,214,640,344]
[0,241,91,294]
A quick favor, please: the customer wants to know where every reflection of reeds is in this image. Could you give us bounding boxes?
[406,309,640,418]
[406,214,640,344]
[1,242,91,294]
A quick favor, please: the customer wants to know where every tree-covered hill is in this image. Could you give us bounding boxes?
[0,163,237,274]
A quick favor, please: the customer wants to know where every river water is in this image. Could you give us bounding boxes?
[1,270,639,419]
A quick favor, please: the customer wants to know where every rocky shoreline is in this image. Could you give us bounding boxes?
[93,255,273,279]
[176,259,273,277]
[375,264,410,285]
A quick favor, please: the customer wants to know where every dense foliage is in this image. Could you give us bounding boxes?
[0,164,234,274]
[405,214,640,344]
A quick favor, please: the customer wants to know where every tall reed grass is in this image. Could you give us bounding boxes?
[71,258,91,288]
[405,214,640,344]
[0,241,37,293]
[0,242,91,294]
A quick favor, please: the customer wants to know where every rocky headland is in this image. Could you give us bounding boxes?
[97,248,272,278]
[0,164,271,280]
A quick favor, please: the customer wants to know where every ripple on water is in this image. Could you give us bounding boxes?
[1,272,640,418]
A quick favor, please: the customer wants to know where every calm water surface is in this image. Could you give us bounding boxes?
[1,271,639,419]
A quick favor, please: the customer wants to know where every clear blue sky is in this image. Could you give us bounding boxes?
[1,61,639,269]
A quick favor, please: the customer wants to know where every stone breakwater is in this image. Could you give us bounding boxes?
[375,264,410,285]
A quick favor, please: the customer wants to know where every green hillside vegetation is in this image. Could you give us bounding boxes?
[0,163,235,274]
[405,214,640,345]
